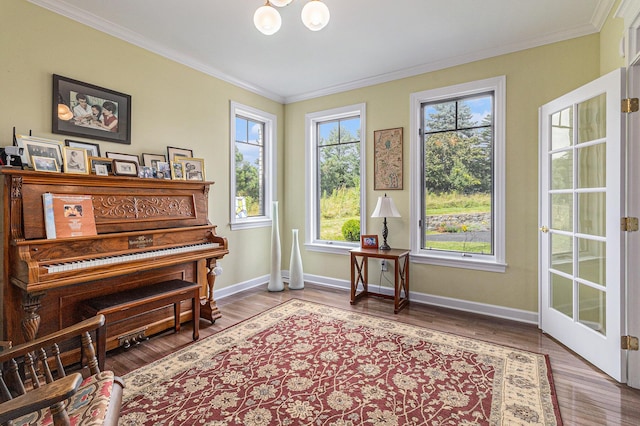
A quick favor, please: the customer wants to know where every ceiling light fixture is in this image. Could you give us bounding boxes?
[254,0,330,35]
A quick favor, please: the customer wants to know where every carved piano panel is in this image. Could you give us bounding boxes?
[0,168,228,348]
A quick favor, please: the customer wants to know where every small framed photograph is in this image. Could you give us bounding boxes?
[95,164,109,176]
[65,139,100,157]
[170,161,185,180]
[16,135,64,168]
[62,146,89,174]
[32,155,60,173]
[142,153,166,168]
[88,156,114,174]
[139,165,154,178]
[177,157,205,181]
[106,151,140,167]
[113,159,139,177]
[167,146,193,162]
[361,234,379,249]
[53,74,131,144]
[156,161,171,179]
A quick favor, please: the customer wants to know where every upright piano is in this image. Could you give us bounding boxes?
[0,168,228,351]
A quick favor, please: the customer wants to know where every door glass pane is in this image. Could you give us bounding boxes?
[578,283,606,335]
[551,234,573,274]
[551,273,573,318]
[578,192,606,237]
[577,238,606,287]
[551,151,573,190]
[577,93,606,144]
[551,107,573,150]
[578,144,606,188]
[550,194,573,232]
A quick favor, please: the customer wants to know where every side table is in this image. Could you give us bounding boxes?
[350,247,410,313]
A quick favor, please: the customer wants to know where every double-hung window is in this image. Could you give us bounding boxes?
[410,77,506,271]
[305,104,366,253]
[230,101,277,230]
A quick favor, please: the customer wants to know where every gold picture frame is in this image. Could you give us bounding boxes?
[177,157,205,181]
[63,146,89,174]
[373,127,403,190]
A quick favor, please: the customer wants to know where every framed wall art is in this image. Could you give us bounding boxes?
[53,74,131,144]
[373,127,403,190]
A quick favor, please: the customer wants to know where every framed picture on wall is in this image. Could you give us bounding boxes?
[53,74,131,144]
[373,127,403,190]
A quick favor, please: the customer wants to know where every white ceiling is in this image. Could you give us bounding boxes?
[30,0,614,103]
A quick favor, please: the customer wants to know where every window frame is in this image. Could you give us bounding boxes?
[410,77,506,272]
[305,103,367,254]
[229,101,277,230]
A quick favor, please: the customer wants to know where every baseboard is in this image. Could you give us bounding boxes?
[215,271,539,325]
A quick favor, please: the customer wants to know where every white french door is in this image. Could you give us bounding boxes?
[539,68,627,382]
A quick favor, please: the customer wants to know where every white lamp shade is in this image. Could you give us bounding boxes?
[254,4,282,35]
[270,0,293,6]
[371,195,401,218]
[301,0,330,31]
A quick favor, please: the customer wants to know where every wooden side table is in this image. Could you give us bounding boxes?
[350,247,410,313]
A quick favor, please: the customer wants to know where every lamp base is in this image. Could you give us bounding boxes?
[379,243,391,250]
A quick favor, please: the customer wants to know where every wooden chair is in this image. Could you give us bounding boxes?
[0,315,124,426]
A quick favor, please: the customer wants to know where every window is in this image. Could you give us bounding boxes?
[305,104,366,253]
[410,77,506,272]
[230,102,277,230]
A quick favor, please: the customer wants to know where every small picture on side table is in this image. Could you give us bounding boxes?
[361,234,379,249]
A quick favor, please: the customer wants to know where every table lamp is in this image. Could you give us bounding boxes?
[371,194,401,250]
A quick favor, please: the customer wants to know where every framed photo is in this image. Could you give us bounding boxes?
[170,161,185,180]
[65,139,100,157]
[139,165,154,178]
[142,153,166,168]
[95,164,109,176]
[62,146,89,174]
[113,159,139,177]
[373,127,403,190]
[177,157,205,181]
[16,135,64,169]
[52,74,131,144]
[167,146,193,162]
[361,234,379,249]
[156,161,171,179]
[32,156,60,173]
[106,151,140,167]
[88,156,114,174]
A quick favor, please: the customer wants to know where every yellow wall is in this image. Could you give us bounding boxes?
[600,0,626,74]
[2,0,625,315]
[283,37,601,313]
[0,0,284,289]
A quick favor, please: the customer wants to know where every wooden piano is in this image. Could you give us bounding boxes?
[0,168,228,353]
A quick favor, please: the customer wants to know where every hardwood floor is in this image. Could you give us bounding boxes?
[106,284,640,425]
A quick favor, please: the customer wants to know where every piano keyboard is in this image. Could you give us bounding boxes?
[43,242,220,273]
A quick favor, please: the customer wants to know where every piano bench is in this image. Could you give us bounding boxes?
[81,279,201,370]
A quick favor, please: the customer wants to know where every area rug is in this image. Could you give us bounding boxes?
[118,299,562,425]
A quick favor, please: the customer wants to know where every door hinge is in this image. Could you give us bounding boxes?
[622,335,639,351]
[622,98,639,113]
[621,217,639,232]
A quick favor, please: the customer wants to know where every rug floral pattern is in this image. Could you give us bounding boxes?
[119,300,561,425]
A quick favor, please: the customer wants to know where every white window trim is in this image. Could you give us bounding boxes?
[409,76,507,272]
[305,103,366,254]
[229,101,277,230]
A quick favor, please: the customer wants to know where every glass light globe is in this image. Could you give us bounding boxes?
[254,4,282,35]
[301,0,330,31]
[270,0,293,6]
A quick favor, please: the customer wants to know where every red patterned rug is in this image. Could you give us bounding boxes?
[119,299,562,425]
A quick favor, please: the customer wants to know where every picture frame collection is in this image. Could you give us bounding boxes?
[15,134,204,181]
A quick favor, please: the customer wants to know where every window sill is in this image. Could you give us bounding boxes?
[230,218,272,231]
[305,241,358,255]
[411,252,507,273]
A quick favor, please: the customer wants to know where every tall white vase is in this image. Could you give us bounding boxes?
[268,201,284,292]
[289,229,304,290]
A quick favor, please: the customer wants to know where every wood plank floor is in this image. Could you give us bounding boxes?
[106,284,640,425]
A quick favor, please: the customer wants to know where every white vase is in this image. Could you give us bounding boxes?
[289,229,304,290]
[268,201,284,292]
